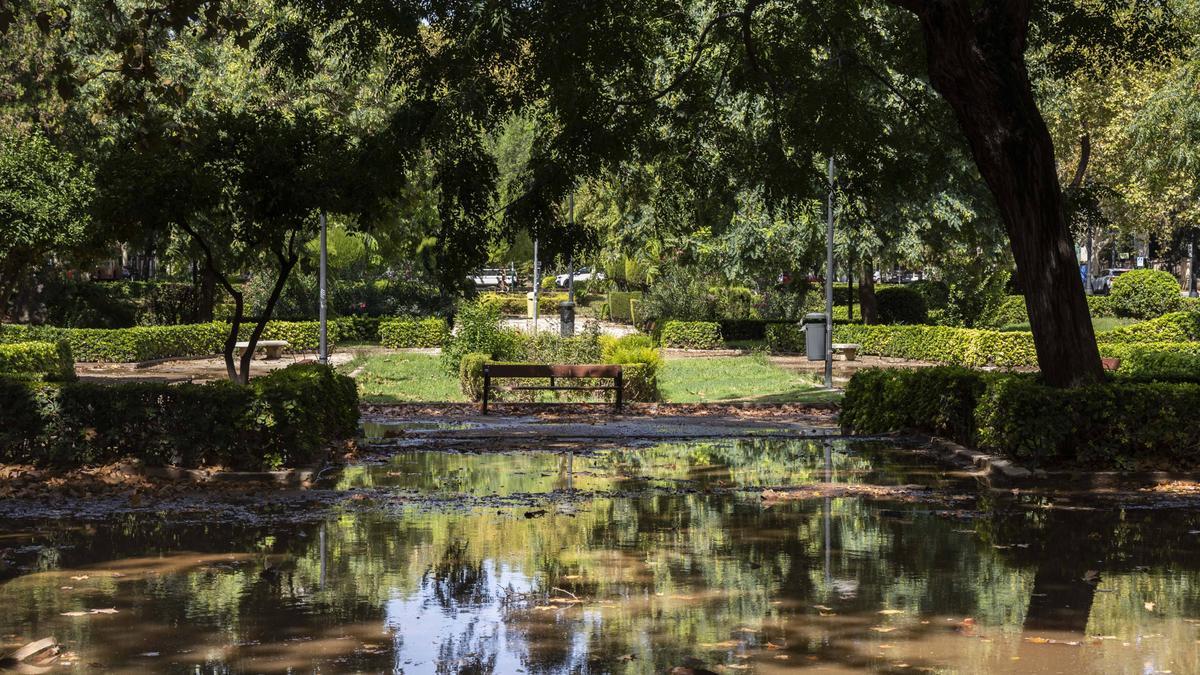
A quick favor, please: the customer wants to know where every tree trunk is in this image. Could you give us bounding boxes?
[859,259,878,325]
[197,264,216,323]
[237,250,298,385]
[889,0,1103,387]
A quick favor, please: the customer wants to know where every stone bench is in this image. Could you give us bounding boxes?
[234,340,289,360]
[832,343,861,361]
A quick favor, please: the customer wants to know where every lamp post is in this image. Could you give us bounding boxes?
[824,157,835,389]
[318,211,328,364]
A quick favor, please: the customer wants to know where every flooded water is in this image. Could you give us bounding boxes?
[2,437,1200,674]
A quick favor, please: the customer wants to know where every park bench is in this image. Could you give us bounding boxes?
[832,343,861,361]
[482,363,623,414]
[234,340,289,360]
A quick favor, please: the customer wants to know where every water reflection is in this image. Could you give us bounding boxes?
[1,439,1199,673]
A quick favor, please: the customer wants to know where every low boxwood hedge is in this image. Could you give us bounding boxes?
[1096,311,1200,344]
[0,341,75,381]
[842,366,1200,470]
[0,363,357,469]
[832,323,1038,368]
[379,317,450,348]
[765,323,805,353]
[660,320,724,350]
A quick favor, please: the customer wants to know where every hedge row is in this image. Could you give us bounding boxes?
[841,367,1200,470]
[1096,311,1200,344]
[0,341,75,381]
[0,315,448,362]
[608,292,643,323]
[479,292,567,315]
[0,363,357,469]
[379,317,450,348]
[660,321,724,350]
[832,323,1038,368]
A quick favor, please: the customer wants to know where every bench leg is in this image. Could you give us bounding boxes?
[614,373,623,413]
[482,373,490,415]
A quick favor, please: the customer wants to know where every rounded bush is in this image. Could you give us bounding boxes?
[875,286,928,324]
[1110,269,1182,319]
[907,280,950,311]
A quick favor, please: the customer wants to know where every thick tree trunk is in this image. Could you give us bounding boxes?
[859,259,878,325]
[197,264,216,323]
[890,0,1103,386]
[237,250,298,385]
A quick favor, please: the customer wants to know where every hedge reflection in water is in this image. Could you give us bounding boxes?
[0,439,1199,673]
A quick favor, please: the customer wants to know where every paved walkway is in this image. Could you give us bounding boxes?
[76,351,358,383]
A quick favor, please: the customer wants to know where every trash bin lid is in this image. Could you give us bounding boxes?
[803,312,827,323]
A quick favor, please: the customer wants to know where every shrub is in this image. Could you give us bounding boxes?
[442,300,521,374]
[1096,311,1200,344]
[600,333,654,361]
[660,321,724,350]
[608,291,643,323]
[0,322,228,362]
[907,280,950,311]
[333,316,382,342]
[379,317,450,348]
[0,363,356,469]
[516,325,604,364]
[765,323,805,353]
[1088,295,1116,318]
[0,340,75,381]
[833,323,1037,368]
[875,286,928,324]
[1109,269,1182,319]
[458,353,491,399]
[841,367,1200,470]
[479,292,566,316]
[984,295,1028,328]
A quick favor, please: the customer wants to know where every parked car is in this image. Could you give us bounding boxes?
[555,267,604,287]
[1091,268,1132,295]
[470,268,507,288]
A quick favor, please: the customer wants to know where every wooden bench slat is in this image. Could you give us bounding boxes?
[485,364,622,378]
[502,385,618,392]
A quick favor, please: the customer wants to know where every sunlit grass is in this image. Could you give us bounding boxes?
[658,354,836,403]
[339,352,465,403]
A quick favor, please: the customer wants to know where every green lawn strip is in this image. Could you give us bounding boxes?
[659,354,834,403]
[340,352,465,403]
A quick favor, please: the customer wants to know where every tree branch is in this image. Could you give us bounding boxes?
[1069,130,1091,189]
[607,11,741,106]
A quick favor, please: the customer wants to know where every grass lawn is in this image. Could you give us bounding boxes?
[999,316,1138,333]
[659,354,836,404]
[342,351,835,405]
[340,352,466,403]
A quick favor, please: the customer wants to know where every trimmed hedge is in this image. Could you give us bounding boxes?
[379,317,450,348]
[842,366,1200,470]
[660,321,724,350]
[1109,269,1182,319]
[608,292,643,323]
[765,323,805,353]
[876,286,928,324]
[0,363,357,469]
[833,323,1037,368]
[1096,311,1200,344]
[479,292,567,315]
[0,322,228,362]
[0,341,75,381]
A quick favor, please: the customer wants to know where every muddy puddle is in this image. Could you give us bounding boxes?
[2,437,1200,673]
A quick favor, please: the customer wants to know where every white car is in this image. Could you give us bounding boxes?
[555,267,604,287]
[1091,268,1132,295]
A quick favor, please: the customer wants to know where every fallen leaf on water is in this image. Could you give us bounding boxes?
[562,575,581,580]
[531,605,556,611]
[90,608,118,614]
[1025,637,1051,644]
[812,604,833,611]
[699,640,743,649]
[59,586,73,590]
[1145,602,1157,611]
[819,611,837,617]
[69,575,88,581]
[879,644,894,649]
[765,641,784,650]
[1082,570,1100,583]
[871,626,897,633]
[878,609,904,615]
[60,611,88,617]
[773,654,790,660]
[139,652,160,657]
[723,665,751,671]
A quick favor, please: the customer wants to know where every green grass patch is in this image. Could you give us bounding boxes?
[659,354,834,403]
[340,352,465,403]
[999,317,1138,333]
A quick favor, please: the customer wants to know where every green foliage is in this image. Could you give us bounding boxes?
[518,326,604,364]
[479,292,567,315]
[843,367,1200,470]
[660,321,724,350]
[27,280,199,328]
[248,321,341,351]
[833,324,1038,368]
[599,333,655,361]
[984,295,1029,328]
[875,286,928,325]
[1096,311,1200,344]
[840,367,988,444]
[941,266,1010,328]
[765,323,805,353]
[0,363,356,469]
[607,291,643,323]
[0,341,75,381]
[1114,349,1200,382]
[0,322,228,363]
[907,280,950,311]
[378,318,450,348]
[1088,295,1117,318]
[441,300,521,374]
[1109,269,1183,319]
[458,353,492,400]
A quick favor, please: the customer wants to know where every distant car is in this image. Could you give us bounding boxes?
[470,269,506,287]
[1091,268,1132,295]
[555,267,605,287]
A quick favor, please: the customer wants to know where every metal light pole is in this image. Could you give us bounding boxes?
[318,211,328,364]
[824,157,835,389]
[532,236,540,334]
